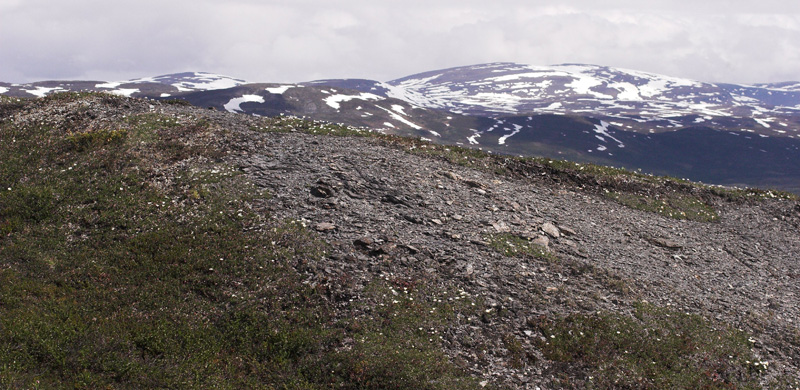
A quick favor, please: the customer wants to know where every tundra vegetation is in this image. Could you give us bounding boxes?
[1,93,792,389]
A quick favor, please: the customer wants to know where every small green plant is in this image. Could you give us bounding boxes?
[502,333,528,369]
[316,280,482,390]
[0,185,56,233]
[124,112,181,142]
[65,128,128,151]
[533,302,764,389]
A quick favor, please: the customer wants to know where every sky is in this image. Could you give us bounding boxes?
[2,0,800,84]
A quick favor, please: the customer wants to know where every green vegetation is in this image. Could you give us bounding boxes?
[251,115,370,137]
[487,233,557,262]
[533,303,765,389]
[328,281,482,389]
[709,186,798,202]
[66,128,129,151]
[604,190,719,222]
[410,143,504,174]
[0,94,481,389]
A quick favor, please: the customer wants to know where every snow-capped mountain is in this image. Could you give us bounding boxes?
[0,72,246,99]
[103,72,246,93]
[380,63,800,137]
[2,64,800,193]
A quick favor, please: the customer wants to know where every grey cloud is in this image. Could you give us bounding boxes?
[1,0,799,84]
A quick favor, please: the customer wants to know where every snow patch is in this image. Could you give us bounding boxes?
[25,86,64,97]
[566,76,611,99]
[753,118,771,128]
[391,104,408,116]
[459,92,522,113]
[95,81,123,89]
[467,132,481,145]
[498,124,523,145]
[593,121,625,148]
[224,94,265,113]
[386,76,461,110]
[383,122,396,128]
[375,105,424,131]
[110,89,139,97]
[128,72,245,91]
[173,73,243,91]
[608,82,642,101]
[160,93,171,97]
[324,92,381,109]
[0,87,8,94]
[266,85,293,94]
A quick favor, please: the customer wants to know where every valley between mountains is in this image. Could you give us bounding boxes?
[1,93,798,388]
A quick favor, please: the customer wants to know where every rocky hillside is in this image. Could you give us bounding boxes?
[1,93,799,389]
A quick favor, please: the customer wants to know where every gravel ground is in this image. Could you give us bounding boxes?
[224,124,800,388]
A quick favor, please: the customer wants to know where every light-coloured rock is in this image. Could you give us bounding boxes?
[492,221,511,233]
[542,222,560,238]
[531,234,550,249]
[651,237,682,249]
[442,171,462,181]
[315,222,336,231]
[558,225,577,236]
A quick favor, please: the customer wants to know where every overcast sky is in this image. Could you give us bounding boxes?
[2,0,800,84]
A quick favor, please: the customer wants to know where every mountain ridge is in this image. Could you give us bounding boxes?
[2,63,800,193]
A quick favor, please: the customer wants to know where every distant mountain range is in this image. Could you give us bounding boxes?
[3,63,800,193]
